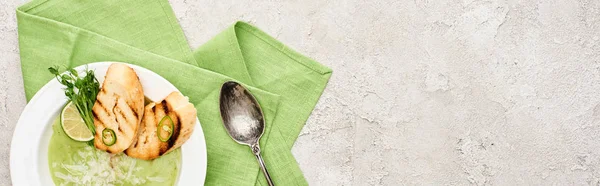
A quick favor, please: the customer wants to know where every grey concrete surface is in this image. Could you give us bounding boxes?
[2,0,600,185]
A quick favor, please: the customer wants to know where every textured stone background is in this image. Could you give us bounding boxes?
[2,0,600,185]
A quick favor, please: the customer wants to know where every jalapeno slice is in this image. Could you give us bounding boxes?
[158,115,174,142]
[102,128,116,146]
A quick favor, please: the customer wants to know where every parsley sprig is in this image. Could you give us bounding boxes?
[49,66,100,136]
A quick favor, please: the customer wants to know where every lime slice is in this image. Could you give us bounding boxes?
[61,102,94,141]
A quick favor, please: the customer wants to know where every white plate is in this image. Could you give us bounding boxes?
[10,62,207,185]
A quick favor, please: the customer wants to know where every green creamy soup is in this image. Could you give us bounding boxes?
[48,117,181,185]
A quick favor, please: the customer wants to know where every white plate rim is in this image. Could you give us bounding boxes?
[10,62,207,185]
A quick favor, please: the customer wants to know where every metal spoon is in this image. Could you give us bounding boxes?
[219,81,274,186]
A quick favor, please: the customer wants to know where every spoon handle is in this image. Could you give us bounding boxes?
[252,144,274,186]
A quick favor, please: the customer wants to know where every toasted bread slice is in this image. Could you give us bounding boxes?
[92,63,145,154]
[125,91,197,160]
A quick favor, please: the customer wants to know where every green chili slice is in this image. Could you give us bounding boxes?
[102,128,116,146]
[158,115,174,142]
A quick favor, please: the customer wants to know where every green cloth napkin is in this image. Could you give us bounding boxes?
[16,0,332,185]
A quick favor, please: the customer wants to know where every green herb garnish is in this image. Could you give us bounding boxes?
[49,66,100,135]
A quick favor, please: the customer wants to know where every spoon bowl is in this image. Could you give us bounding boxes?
[219,81,264,145]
